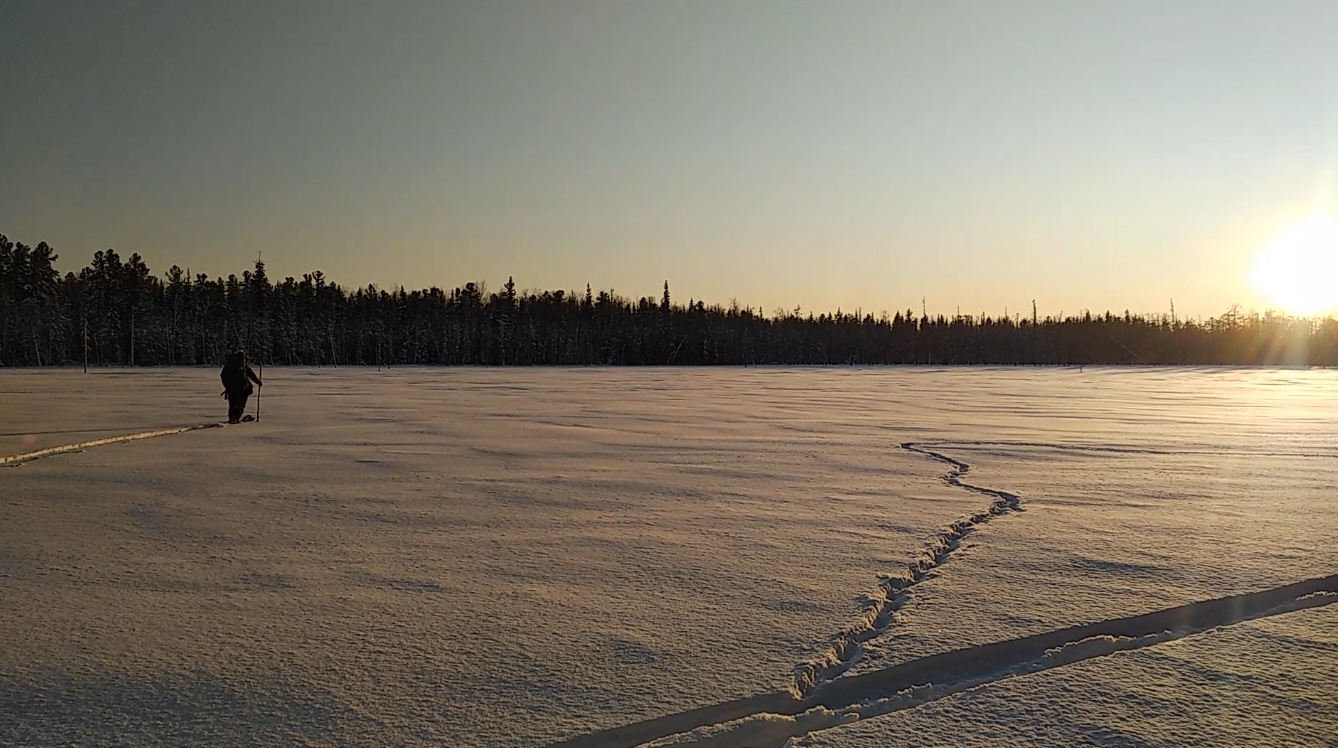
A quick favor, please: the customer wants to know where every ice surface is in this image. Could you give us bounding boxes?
[2,367,1336,746]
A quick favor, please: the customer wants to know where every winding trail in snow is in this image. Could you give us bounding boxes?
[548,442,1336,747]
[0,423,226,466]
[549,441,1028,748]
[546,576,1338,748]
[789,444,1023,697]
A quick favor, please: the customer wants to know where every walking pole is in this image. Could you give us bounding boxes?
[254,250,264,422]
[256,359,263,422]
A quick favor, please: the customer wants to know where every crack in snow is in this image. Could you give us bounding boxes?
[547,576,1338,748]
[789,443,1022,698]
[547,443,1026,748]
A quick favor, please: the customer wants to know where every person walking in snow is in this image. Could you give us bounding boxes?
[220,349,263,423]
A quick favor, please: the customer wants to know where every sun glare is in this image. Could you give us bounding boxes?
[1250,214,1338,316]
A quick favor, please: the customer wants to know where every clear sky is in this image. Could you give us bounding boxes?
[3,1,1337,319]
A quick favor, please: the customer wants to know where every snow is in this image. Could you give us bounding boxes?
[803,604,1338,748]
[2,366,1336,747]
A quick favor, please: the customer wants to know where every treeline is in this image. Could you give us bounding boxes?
[3,234,1337,367]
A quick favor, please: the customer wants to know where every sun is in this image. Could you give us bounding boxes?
[1250,213,1338,316]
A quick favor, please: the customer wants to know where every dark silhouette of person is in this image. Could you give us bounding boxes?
[220,349,262,423]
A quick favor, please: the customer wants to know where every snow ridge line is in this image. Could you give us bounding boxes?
[788,443,1022,698]
[0,423,226,466]
[911,439,1338,461]
[545,575,1338,748]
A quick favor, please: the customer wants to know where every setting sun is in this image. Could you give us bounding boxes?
[1250,214,1338,316]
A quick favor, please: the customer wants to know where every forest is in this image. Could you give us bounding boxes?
[3,233,1336,368]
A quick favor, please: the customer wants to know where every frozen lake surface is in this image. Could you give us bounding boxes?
[2,367,1335,747]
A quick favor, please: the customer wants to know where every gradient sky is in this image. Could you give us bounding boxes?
[3,1,1337,319]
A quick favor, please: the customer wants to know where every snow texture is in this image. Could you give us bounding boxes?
[2,366,1336,747]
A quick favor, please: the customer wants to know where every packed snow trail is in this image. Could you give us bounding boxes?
[545,575,1338,748]
[790,444,1022,697]
[0,423,226,466]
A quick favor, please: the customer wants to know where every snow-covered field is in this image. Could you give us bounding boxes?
[2,367,1335,747]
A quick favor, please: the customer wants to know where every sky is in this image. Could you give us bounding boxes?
[3,0,1337,319]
